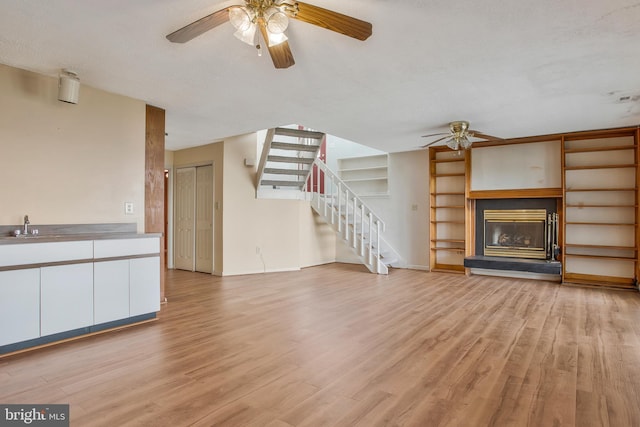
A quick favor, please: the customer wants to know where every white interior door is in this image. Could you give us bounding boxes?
[195,165,214,273]
[174,167,196,271]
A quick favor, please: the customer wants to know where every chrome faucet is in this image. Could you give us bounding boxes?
[23,215,29,235]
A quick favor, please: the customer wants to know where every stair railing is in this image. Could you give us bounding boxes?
[305,158,386,274]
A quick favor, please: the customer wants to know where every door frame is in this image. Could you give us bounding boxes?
[172,162,215,274]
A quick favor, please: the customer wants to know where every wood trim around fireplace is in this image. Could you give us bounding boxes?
[468,188,563,199]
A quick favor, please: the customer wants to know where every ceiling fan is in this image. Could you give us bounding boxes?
[166,1,372,69]
[421,121,503,151]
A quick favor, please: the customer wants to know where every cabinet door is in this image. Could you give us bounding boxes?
[130,257,160,316]
[0,269,40,346]
[94,260,129,324]
[41,264,93,336]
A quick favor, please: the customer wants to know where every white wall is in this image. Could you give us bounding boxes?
[0,64,146,230]
[171,132,336,276]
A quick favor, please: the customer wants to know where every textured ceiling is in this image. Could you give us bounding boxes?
[1,0,639,152]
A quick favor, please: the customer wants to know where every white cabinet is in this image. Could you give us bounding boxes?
[94,260,130,324]
[130,257,160,316]
[41,264,94,336]
[0,269,40,346]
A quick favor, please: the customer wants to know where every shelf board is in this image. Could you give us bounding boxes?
[432,192,465,195]
[432,264,466,273]
[564,243,636,250]
[564,253,636,261]
[564,164,637,170]
[431,239,465,243]
[432,247,466,252]
[565,188,637,192]
[434,173,465,177]
[564,145,636,154]
[432,158,466,164]
[342,177,388,183]
[338,166,387,173]
[563,272,636,288]
[431,221,465,224]
[434,205,465,209]
[565,222,637,227]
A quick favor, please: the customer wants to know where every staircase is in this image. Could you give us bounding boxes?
[256,127,325,197]
[305,159,403,274]
[255,127,402,274]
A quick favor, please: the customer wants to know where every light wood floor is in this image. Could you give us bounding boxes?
[1,264,640,426]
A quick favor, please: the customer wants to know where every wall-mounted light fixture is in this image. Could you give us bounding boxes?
[57,69,80,104]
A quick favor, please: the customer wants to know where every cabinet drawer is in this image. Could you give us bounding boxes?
[0,241,93,267]
[94,238,159,258]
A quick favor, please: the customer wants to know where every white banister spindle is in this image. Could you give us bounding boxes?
[316,165,320,209]
[344,189,349,240]
[360,204,365,256]
[352,197,357,248]
[337,183,342,232]
[329,177,334,224]
[368,212,373,266]
[376,220,381,273]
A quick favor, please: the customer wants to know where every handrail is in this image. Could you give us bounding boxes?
[306,158,387,273]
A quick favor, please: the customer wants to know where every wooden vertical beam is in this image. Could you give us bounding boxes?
[636,127,640,284]
[145,105,166,302]
[429,148,437,271]
[465,149,474,275]
[559,136,566,283]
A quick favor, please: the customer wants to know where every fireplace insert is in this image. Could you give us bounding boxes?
[484,209,548,259]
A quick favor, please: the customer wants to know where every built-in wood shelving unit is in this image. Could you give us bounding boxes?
[337,154,389,197]
[562,132,639,288]
[429,149,468,273]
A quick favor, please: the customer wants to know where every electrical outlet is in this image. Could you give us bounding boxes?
[124,202,134,215]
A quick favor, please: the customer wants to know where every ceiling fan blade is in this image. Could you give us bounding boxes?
[259,22,295,69]
[469,130,504,141]
[421,136,450,148]
[421,132,448,138]
[293,2,372,41]
[166,7,231,43]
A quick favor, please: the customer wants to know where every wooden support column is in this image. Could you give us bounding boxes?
[145,105,166,302]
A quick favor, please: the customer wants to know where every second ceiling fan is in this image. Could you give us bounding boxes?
[166,1,373,69]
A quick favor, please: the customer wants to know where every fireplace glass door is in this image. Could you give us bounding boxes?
[484,209,547,259]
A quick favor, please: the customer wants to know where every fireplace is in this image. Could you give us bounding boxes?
[465,198,561,275]
[484,209,548,259]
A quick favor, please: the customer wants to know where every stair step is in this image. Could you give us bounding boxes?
[275,128,325,139]
[261,180,305,188]
[268,156,314,164]
[264,168,309,176]
[271,142,320,152]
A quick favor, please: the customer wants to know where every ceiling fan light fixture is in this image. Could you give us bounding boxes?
[267,30,288,47]
[233,23,257,45]
[445,137,459,151]
[229,7,253,31]
[460,135,472,150]
[266,9,289,34]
